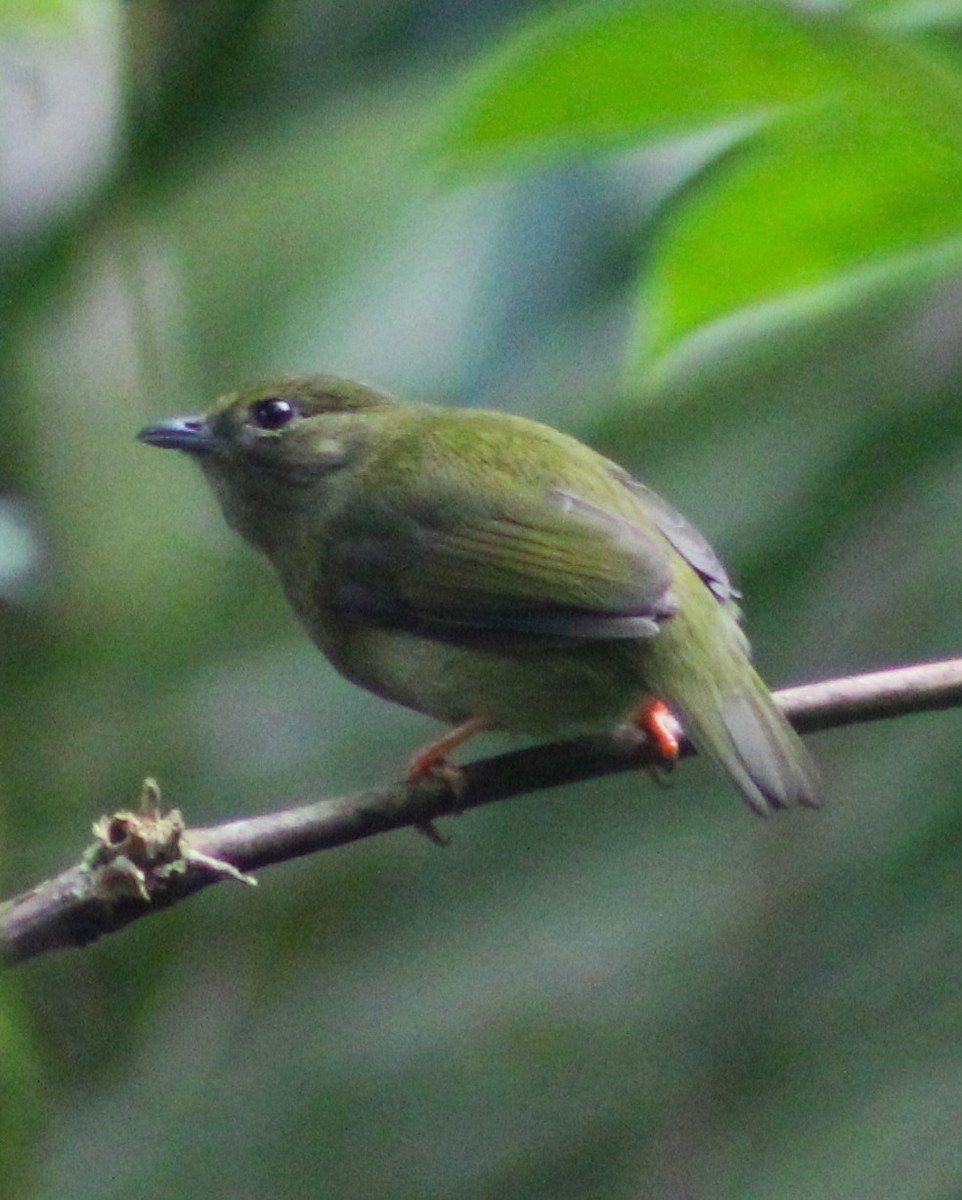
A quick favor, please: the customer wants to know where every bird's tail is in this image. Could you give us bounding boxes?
[645,655,822,816]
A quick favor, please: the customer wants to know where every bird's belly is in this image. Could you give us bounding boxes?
[323,623,646,735]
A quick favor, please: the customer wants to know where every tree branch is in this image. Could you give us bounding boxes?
[4,657,962,966]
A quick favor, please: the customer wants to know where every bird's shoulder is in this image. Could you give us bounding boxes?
[357,406,657,529]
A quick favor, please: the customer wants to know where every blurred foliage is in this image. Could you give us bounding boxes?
[438,0,962,374]
[2,0,962,1198]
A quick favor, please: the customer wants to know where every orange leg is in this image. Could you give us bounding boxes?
[407,716,491,846]
[407,715,492,781]
[636,699,682,762]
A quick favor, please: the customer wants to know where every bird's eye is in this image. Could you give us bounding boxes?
[250,397,297,430]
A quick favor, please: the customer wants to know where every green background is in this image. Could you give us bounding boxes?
[3,1,962,1196]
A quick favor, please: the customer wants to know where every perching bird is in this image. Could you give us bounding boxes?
[139,375,821,817]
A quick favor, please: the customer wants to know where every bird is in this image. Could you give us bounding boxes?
[138,374,821,819]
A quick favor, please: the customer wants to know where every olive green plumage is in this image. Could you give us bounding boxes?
[138,375,821,815]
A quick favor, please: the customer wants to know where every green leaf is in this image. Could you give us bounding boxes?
[433,0,962,378]
[637,93,962,376]
[436,0,854,176]
[0,0,80,32]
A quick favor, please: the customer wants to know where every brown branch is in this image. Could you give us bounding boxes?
[3,657,962,966]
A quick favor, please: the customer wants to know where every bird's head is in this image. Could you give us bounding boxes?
[138,374,401,548]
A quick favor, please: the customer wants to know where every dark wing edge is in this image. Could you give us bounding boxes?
[329,490,680,643]
[613,470,739,604]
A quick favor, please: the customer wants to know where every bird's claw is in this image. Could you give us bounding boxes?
[636,699,682,762]
[406,717,490,846]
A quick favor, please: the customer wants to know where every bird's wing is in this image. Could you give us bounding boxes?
[613,471,739,603]
[326,479,679,642]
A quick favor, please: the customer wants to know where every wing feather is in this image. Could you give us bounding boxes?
[329,490,677,641]
[321,408,739,644]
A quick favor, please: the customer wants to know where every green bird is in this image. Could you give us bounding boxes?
[138,375,821,817]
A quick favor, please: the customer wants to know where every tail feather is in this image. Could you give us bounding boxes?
[656,671,822,816]
[635,577,821,814]
[716,688,821,815]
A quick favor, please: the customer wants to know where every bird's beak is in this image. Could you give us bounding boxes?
[137,416,218,455]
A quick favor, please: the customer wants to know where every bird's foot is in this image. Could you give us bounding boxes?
[633,699,682,786]
[415,819,451,847]
[406,716,490,847]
